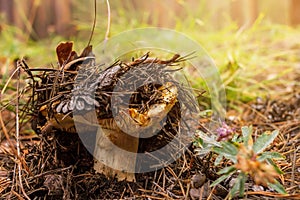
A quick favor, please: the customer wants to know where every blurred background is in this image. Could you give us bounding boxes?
[1,0,300,37]
[0,0,299,39]
[0,0,300,103]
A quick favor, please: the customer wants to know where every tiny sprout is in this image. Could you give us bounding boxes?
[209,126,286,198]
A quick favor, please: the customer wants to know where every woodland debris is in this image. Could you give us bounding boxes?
[22,42,196,182]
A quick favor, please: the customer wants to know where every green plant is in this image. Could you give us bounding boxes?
[195,125,286,199]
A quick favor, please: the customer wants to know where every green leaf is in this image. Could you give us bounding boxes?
[214,154,223,166]
[211,173,232,187]
[229,173,247,198]
[194,137,203,147]
[217,166,236,175]
[258,152,285,162]
[229,181,239,199]
[266,158,284,174]
[238,173,246,197]
[213,142,238,163]
[268,180,287,194]
[213,147,237,163]
[241,126,252,146]
[195,130,221,147]
[253,130,279,154]
[195,147,212,157]
[231,133,241,143]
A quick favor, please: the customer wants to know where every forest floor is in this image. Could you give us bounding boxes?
[0,23,300,199]
[1,92,299,200]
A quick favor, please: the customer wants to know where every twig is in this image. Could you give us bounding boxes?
[0,67,19,139]
[185,183,190,200]
[207,185,216,200]
[291,145,299,187]
[104,0,111,42]
[30,166,73,180]
[11,189,25,200]
[140,185,172,199]
[102,0,111,53]
[120,187,126,199]
[0,66,30,174]
[127,183,135,197]
[16,68,31,200]
[166,167,185,198]
[63,56,95,71]
[245,191,300,199]
[0,65,31,199]
[137,193,165,200]
[199,184,204,200]
[87,0,97,47]
[1,67,20,96]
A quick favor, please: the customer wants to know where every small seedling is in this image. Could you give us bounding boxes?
[195,125,286,199]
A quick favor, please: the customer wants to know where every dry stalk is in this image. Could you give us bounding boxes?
[87,0,97,47]
[16,68,30,200]
[105,0,111,42]
[0,67,28,167]
[0,65,31,199]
